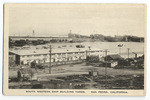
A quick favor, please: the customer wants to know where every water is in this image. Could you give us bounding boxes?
[50,42,144,58]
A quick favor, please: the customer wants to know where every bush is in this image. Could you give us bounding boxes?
[86,55,99,63]
[31,61,45,69]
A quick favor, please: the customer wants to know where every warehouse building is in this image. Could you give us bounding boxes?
[9,49,103,66]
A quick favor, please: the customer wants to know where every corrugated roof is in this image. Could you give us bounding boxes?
[9,48,102,56]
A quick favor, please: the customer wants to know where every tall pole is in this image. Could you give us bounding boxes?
[49,45,52,74]
[104,49,108,89]
[119,47,121,55]
[78,49,81,60]
[127,48,130,59]
[86,50,88,60]
[88,46,91,55]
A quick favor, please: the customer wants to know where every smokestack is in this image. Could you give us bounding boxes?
[69,30,72,34]
[33,30,35,37]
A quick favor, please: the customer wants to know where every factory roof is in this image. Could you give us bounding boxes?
[9,48,103,56]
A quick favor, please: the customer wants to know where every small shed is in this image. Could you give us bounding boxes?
[102,61,118,68]
[17,68,36,81]
[89,71,99,76]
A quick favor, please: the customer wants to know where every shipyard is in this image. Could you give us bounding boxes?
[8,31,144,90]
[5,4,146,92]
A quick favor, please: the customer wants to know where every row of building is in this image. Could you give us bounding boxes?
[9,49,104,66]
[9,46,144,68]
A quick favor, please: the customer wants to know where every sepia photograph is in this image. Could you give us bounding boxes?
[3,3,146,96]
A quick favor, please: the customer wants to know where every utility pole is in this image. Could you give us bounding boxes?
[78,49,81,60]
[104,49,108,89]
[86,50,88,60]
[119,47,121,55]
[127,48,130,59]
[49,45,52,74]
[88,46,91,55]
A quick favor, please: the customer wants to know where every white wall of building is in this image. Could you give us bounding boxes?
[19,51,103,65]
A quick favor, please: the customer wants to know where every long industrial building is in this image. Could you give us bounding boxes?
[9,49,104,66]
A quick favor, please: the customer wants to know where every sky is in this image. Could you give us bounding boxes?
[8,4,146,37]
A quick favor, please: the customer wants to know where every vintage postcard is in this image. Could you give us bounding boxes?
[3,3,147,96]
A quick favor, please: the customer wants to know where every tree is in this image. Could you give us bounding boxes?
[86,55,99,63]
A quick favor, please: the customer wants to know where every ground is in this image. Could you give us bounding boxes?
[9,63,144,78]
[9,63,144,89]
